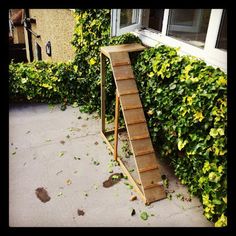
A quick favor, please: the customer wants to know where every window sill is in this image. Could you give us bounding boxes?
[132,29,227,72]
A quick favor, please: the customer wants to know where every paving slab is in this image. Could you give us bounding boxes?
[9,103,214,227]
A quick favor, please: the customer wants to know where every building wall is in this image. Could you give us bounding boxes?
[26,9,76,62]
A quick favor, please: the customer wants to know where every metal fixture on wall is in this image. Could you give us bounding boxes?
[46,41,52,56]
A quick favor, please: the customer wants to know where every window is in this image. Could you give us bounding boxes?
[216,10,227,50]
[35,42,42,60]
[148,9,164,32]
[166,9,211,48]
[111,9,227,71]
[111,9,142,36]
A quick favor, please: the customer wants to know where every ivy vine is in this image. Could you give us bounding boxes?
[9,9,227,227]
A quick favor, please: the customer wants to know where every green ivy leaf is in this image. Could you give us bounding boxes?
[140,211,149,221]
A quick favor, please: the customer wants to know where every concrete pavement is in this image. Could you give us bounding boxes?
[9,103,213,227]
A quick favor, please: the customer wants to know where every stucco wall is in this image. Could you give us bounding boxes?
[28,9,76,62]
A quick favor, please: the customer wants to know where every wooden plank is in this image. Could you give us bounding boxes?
[143,183,162,190]
[144,186,166,204]
[135,153,159,173]
[100,131,114,152]
[123,108,146,125]
[114,91,120,161]
[112,65,135,80]
[116,79,138,96]
[109,51,131,67]
[131,138,154,156]
[120,94,142,110]
[100,53,106,133]
[139,165,159,173]
[139,169,162,189]
[127,122,150,141]
[101,43,146,58]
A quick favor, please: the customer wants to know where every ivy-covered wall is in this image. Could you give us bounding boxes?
[9,9,227,227]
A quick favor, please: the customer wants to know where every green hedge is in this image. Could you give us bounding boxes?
[9,9,227,227]
[134,45,227,227]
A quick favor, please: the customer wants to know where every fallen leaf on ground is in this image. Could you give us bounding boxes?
[66,135,70,139]
[131,208,136,216]
[66,179,72,185]
[103,173,123,188]
[58,151,64,157]
[94,141,99,145]
[26,131,31,134]
[56,170,63,175]
[60,140,65,145]
[130,195,137,201]
[140,211,149,221]
[35,187,51,203]
[12,151,16,155]
[93,160,100,166]
[72,102,78,108]
[77,209,85,216]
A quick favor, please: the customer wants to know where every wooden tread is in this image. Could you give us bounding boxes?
[112,65,135,80]
[131,138,154,157]
[135,153,159,173]
[120,94,143,110]
[123,108,146,125]
[109,51,131,67]
[138,165,159,173]
[101,43,146,58]
[116,79,138,96]
[127,122,150,141]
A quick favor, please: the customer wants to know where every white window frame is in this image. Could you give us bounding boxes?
[168,9,203,33]
[111,9,227,72]
[111,9,142,36]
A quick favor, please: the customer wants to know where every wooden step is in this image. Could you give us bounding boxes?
[127,122,150,141]
[109,51,131,67]
[112,65,135,80]
[131,138,154,156]
[143,186,166,203]
[138,165,159,173]
[135,153,159,173]
[101,43,146,58]
[123,108,146,125]
[143,183,162,190]
[116,79,139,96]
[120,94,143,110]
[139,169,162,190]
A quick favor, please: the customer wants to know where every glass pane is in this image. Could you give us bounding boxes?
[120,9,139,28]
[148,9,164,32]
[216,10,227,50]
[167,9,211,48]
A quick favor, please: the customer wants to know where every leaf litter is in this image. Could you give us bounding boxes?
[35,187,51,203]
[103,173,123,188]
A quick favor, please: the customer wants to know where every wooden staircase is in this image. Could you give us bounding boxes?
[100,44,166,204]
